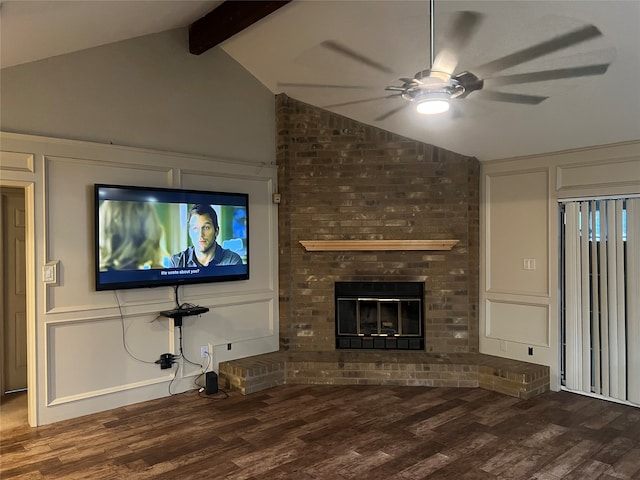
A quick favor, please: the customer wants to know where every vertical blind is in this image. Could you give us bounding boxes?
[562,198,640,405]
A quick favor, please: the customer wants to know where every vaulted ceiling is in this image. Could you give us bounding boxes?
[2,0,639,161]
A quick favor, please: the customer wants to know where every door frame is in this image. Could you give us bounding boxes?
[0,181,37,426]
[0,188,4,396]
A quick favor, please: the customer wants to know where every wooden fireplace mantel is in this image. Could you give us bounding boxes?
[299,239,459,251]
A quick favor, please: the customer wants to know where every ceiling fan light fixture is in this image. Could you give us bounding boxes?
[415,91,451,114]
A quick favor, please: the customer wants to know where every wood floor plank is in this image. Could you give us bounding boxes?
[593,435,636,465]
[534,439,603,478]
[2,386,639,479]
[612,447,640,479]
[561,459,619,479]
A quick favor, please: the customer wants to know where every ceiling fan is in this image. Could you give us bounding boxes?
[280,0,612,121]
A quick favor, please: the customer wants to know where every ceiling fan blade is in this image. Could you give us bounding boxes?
[473,24,603,77]
[386,77,421,92]
[323,94,402,108]
[475,90,548,105]
[375,104,409,121]
[277,82,373,90]
[431,49,458,80]
[487,64,610,86]
[431,11,483,80]
[321,40,394,74]
[443,11,483,53]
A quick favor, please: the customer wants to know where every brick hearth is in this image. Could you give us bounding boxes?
[219,351,550,400]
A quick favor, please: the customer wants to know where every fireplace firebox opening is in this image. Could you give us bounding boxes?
[335,282,424,350]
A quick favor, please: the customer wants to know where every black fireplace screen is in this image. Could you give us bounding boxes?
[335,282,424,350]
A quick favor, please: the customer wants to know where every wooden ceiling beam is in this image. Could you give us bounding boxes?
[189,0,291,55]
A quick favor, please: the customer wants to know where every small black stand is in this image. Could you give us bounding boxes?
[159,306,209,327]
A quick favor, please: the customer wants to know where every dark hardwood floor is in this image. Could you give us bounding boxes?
[1,385,639,479]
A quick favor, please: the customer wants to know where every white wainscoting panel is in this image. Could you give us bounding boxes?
[557,157,640,191]
[485,170,549,296]
[44,156,174,313]
[486,300,549,347]
[46,315,172,404]
[180,172,277,294]
[208,298,275,344]
[0,151,34,172]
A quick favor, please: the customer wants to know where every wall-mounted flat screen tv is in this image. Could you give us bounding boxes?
[95,184,249,290]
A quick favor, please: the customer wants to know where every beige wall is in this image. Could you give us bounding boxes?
[0,29,279,426]
[0,28,275,165]
[481,141,640,390]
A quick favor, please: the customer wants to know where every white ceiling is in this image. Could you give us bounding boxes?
[2,0,639,161]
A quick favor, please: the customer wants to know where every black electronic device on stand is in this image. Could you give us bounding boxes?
[159,305,209,327]
[158,285,209,326]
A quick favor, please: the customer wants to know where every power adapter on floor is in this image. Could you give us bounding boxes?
[205,371,218,395]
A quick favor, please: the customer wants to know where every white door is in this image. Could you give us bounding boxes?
[1,187,27,393]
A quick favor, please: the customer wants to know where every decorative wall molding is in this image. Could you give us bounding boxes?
[484,169,550,297]
[485,299,550,347]
[45,317,175,405]
[0,151,34,172]
[47,376,173,407]
[557,156,640,191]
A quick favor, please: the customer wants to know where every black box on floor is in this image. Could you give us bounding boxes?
[205,371,218,395]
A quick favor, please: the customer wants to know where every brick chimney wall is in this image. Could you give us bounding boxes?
[276,94,479,353]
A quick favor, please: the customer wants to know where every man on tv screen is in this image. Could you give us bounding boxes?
[169,204,243,268]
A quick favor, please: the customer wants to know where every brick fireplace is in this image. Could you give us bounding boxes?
[217,96,549,401]
[276,94,479,354]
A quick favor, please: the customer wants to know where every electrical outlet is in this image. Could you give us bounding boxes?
[227,343,232,351]
[201,345,210,359]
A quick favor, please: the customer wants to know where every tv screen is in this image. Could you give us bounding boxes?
[95,184,249,290]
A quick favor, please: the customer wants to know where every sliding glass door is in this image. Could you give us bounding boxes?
[560,197,640,405]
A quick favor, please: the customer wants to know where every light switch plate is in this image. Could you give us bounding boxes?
[43,261,58,284]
